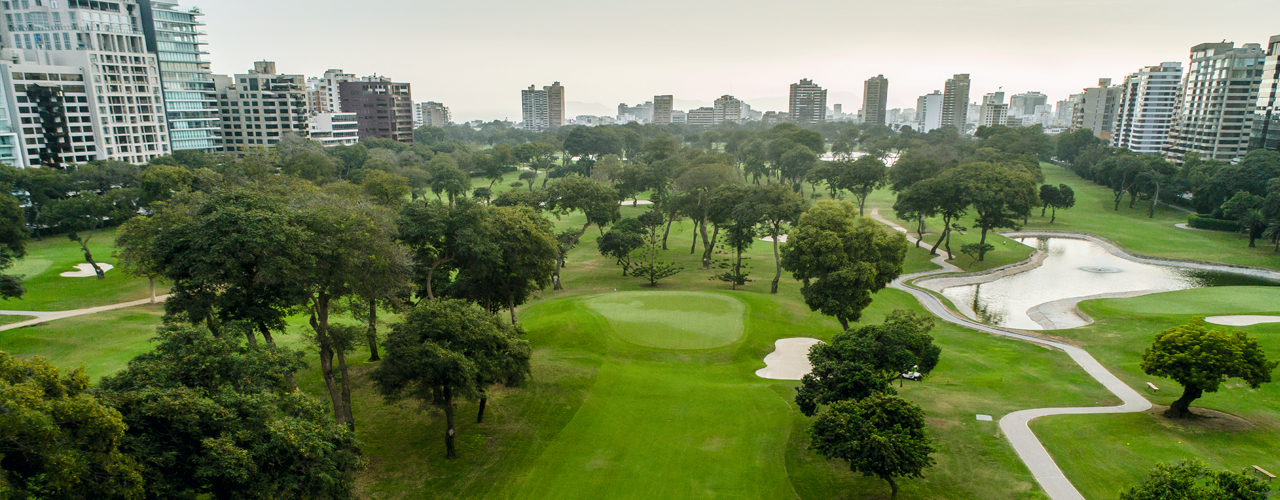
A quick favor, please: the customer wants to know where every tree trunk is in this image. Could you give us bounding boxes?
[424,256,453,300]
[977,227,990,261]
[915,217,925,248]
[944,225,954,261]
[477,395,487,424]
[1149,182,1159,218]
[1165,385,1202,418]
[662,218,673,250]
[206,310,221,338]
[336,346,355,431]
[148,276,156,303]
[366,300,380,361]
[77,240,106,280]
[1041,204,1048,217]
[1050,206,1057,224]
[701,223,718,269]
[886,476,899,500]
[771,225,782,294]
[508,293,518,325]
[243,327,257,346]
[444,387,458,459]
[929,225,947,256]
[312,297,349,428]
[838,317,850,331]
[732,250,743,290]
[1114,191,1123,211]
[690,220,699,254]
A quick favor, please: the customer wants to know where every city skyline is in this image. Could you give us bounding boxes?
[201,0,1280,122]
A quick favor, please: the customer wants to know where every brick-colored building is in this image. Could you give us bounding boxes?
[339,77,414,144]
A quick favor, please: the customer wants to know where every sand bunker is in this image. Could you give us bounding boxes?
[1205,315,1280,326]
[620,200,654,206]
[60,263,113,277]
[755,338,822,380]
[760,235,788,243]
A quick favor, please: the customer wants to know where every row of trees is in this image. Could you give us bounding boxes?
[1057,129,1280,250]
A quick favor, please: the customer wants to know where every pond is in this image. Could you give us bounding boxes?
[939,237,1280,330]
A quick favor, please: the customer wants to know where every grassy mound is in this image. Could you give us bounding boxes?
[585,292,745,349]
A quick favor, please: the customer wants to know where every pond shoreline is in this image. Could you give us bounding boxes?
[913,231,1280,330]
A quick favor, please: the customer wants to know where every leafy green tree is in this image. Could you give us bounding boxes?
[98,325,366,500]
[1141,319,1277,418]
[781,201,908,330]
[1120,460,1270,500]
[957,162,1039,261]
[361,169,411,207]
[1048,184,1075,223]
[597,217,647,275]
[1039,184,1060,218]
[808,395,935,500]
[114,214,167,303]
[834,155,888,216]
[1221,191,1268,248]
[674,162,740,268]
[546,177,621,289]
[631,209,683,286]
[371,299,531,459]
[0,193,26,300]
[0,352,144,499]
[293,192,401,429]
[452,206,558,324]
[778,146,817,188]
[960,243,994,265]
[795,311,941,415]
[713,198,760,290]
[139,163,195,206]
[398,199,489,300]
[427,154,471,205]
[897,173,968,259]
[47,191,140,279]
[745,184,807,294]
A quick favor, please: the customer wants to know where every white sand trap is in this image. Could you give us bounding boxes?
[1205,315,1280,326]
[756,338,822,380]
[60,263,113,277]
[620,200,654,206]
[760,235,788,243]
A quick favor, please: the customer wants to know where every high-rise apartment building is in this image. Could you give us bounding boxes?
[652,95,673,125]
[687,107,714,126]
[1164,41,1267,164]
[418,101,450,128]
[213,61,309,153]
[1112,62,1182,154]
[916,91,943,133]
[941,74,971,133]
[0,0,171,167]
[521,82,564,132]
[978,92,1009,128]
[138,0,220,153]
[308,112,358,147]
[1071,78,1123,140]
[713,95,743,124]
[306,69,353,116]
[789,79,826,124]
[0,73,22,166]
[862,75,888,126]
[1251,35,1280,152]
[1008,92,1048,117]
[618,101,653,123]
[339,77,413,144]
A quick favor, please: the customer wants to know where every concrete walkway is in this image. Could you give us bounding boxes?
[869,216,1151,500]
[0,295,169,332]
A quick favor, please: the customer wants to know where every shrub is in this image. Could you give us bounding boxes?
[1187,215,1240,232]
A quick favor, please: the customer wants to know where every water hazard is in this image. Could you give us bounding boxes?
[941,237,1280,330]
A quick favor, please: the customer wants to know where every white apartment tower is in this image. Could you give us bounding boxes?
[1164,41,1267,164]
[916,91,943,133]
[1112,62,1182,155]
[652,95,673,125]
[0,0,171,167]
[713,94,742,124]
[213,61,309,153]
[521,82,563,132]
[138,0,219,153]
[1072,78,1123,140]
[418,101,449,127]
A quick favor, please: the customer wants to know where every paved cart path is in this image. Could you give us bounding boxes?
[0,295,169,332]
[870,211,1150,500]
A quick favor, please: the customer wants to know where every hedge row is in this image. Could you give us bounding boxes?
[1187,215,1241,232]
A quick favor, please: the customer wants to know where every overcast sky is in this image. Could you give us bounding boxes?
[201,0,1280,123]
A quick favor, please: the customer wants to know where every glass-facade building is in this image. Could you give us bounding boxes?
[139,0,220,153]
[1251,35,1280,153]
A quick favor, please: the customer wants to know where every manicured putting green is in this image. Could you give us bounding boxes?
[585,292,744,349]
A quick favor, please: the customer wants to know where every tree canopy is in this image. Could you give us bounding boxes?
[1141,318,1277,418]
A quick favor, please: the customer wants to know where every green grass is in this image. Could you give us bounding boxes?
[584,291,745,349]
[0,305,165,381]
[5,229,162,311]
[1020,164,1280,271]
[1031,287,1280,499]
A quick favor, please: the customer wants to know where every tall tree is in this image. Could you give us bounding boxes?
[957,162,1039,261]
[0,353,144,499]
[597,217,647,276]
[98,325,365,500]
[1121,460,1271,500]
[808,395,936,500]
[795,311,941,415]
[750,183,807,294]
[398,199,489,301]
[781,201,908,330]
[0,192,26,300]
[371,299,531,459]
[546,177,621,289]
[1141,319,1276,418]
[834,155,888,216]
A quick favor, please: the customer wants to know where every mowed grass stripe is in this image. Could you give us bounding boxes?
[586,292,746,350]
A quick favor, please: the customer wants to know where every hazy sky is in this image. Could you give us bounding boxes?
[202,0,1280,123]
